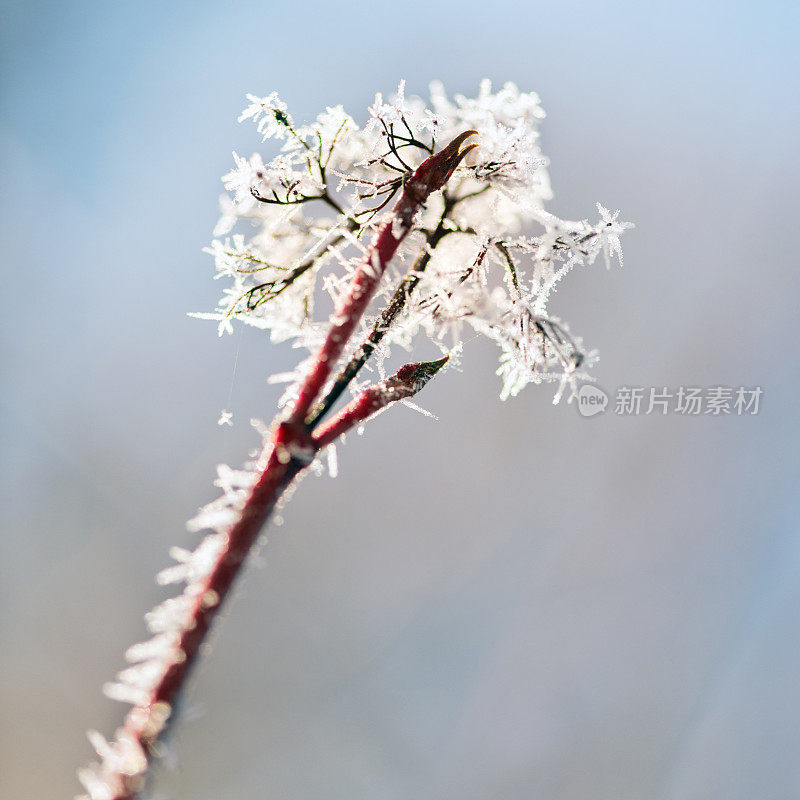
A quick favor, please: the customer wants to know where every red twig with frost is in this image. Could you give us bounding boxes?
[78,78,632,800]
[82,132,476,800]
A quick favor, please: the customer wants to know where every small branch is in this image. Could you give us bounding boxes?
[249,187,322,206]
[288,130,477,426]
[306,185,489,426]
[495,241,520,294]
[312,356,449,448]
[305,199,455,428]
[233,221,358,314]
[418,240,489,318]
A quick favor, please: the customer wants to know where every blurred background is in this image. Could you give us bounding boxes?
[2,1,799,798]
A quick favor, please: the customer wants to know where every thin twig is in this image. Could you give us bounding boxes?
[306,196,456,427]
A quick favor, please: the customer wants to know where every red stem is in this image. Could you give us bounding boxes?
[91,132,475,800]
[313,357,448,449]
[289,130,477,424]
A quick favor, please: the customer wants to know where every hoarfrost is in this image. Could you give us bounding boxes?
[207,79,630,402]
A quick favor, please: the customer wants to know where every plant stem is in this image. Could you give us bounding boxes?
[288,130,476,426]
[313,356,449,447]
[91,131,476,800]
[305,200,454,428]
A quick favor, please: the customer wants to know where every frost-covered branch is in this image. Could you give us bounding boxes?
[306,191,458,427]
[77,127,478,800]
[313,356,450,447]
[287,129,478,425]
[77,80,632,800]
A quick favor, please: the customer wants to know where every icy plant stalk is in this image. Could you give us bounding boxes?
[77,80,631,800]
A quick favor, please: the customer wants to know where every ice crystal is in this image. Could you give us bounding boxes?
[198,79,631,404]
[77,726,150,800]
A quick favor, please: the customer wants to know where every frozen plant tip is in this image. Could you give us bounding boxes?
[78,80,631,800]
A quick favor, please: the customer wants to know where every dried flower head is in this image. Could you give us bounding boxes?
[196,79,632,404]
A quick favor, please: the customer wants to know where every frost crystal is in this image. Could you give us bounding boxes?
[198,79,631,403]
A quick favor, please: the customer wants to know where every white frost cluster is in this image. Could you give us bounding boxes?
[196,79,631,404]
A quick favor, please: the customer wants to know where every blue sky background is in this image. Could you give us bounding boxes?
[2,2,799,799]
